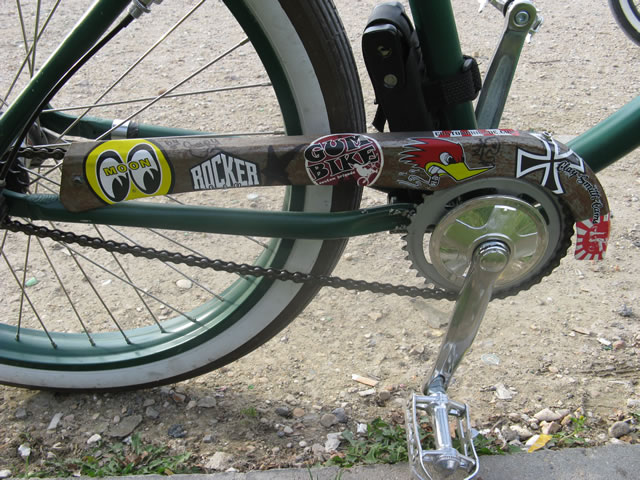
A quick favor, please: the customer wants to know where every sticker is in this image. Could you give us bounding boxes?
[575,213,610,260]
[304,134,383,186]
[190,153,260,190]
[433,129,519,138]
[516,134,585,194]
[84,140,173,205]
[400,138,492,187]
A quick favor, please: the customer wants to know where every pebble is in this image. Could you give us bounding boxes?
[378,391,392,402]
[325,433,342,452]
[14,408,27,420]
[47,412,63,431]
[275,407,291,418]
[613,340,626,351]
[358,388,376,397]
[534,408,562,422]
[197,397,218,408]
[627,399,640,409]
[87,434,101,444]
[176,279,193,290]
[500,426,518,442]
[494,383,515,401]
[541,421,562,435]
[171,392,187,403]
[609,421,632,438]
[618,304,633,317]
[320,414,338,428]
[284,394,298,406]
[143,398,155,407]
[0,470,11,479]
[145,407,160,419]
[186,400,197,410]
[311,444,325,456]
[203,434,213,443]
[108,414,142,438]
[332,408,348,423]
[168,424,187,438]
[205,452,234,471]
[292,407,305,418]
[283,426,294,435]
[299,440,308,448]
[509,424,533,440]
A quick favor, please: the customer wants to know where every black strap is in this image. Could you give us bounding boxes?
[423,56,482,110]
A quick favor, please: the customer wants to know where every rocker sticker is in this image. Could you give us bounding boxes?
[400,138,492,188]
[190,153,260,190]
[84,140,173,205]
[304,134,383,186]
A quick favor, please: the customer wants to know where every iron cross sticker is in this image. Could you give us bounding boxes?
[516,133,585,194]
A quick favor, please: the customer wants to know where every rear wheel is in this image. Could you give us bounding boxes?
[609,0,640,46]
[0,0,364,390]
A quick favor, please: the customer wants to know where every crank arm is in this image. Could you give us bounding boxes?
[475,0,542,128]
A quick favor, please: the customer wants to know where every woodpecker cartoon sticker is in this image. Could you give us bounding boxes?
[400,138,492,187]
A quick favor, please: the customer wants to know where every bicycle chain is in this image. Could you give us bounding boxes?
[1,146,456,301]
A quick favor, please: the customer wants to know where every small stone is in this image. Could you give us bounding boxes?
[356,423,368,435]
[87,434,101,444]
[284,394,298,406]
[0,470,12,479]
[534,408,562,422]
[299,440,308,448]
[627,399,640,409]
[272,447,280,454]
[197,397,217,408]
[618,304,633,317]
[613,340,626,351]
[325,433,341,452]
[47,412,63,431]
[275,407,291,418]
[501,426,518,442]
[205,452,234,471]
[368,311,383,321]
[292,408,305,418]
[14,408,27,420]
[283,426,294,435]
[143,398,155,407]
[548,366,559,374]
[320,414,338,428]
[494,383,515,400]
[145,407,160,419]
[358,388,376,397]
[168,424,187,438]
[378,391,392,402]
[176,279,192,290]
[510,424,533,441]
[186,400,197,410]
[541,421,562,435]
[109,414,142,438]
[311,443,325,456]
[609,421,632,438]
[171,392,187,403]
[598,337,612,347]
[203,434,213,443]
[332,408,348,423]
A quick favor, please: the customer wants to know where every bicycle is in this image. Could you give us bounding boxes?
[0,0,639,478]
[609,0,640,45]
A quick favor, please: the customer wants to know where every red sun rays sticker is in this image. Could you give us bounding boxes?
[575,213,610,261]
[304,134,383,187]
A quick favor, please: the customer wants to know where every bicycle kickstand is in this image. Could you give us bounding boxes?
[406,240,511,480]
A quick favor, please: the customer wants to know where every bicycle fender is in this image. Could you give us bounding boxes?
[59,130,609,260]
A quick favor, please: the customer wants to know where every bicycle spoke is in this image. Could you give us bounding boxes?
[33,235,96,346]
[93,225,167,334]
[96,37,251,140]
[53,0,208,142]
[42,82,272,114]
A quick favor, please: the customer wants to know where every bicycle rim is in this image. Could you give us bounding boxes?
[0,0,364,389]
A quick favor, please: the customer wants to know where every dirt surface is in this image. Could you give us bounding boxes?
[1,0,639,475]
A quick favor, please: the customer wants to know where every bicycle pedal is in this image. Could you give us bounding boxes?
[405,392,479,480]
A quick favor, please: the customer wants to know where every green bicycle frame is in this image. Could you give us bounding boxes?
[1,0,639,239]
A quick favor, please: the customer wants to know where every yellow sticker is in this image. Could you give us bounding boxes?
[84,140,173,205]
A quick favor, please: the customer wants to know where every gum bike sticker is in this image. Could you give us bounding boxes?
[304,134,383,186]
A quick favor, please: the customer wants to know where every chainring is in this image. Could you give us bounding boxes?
[403,177,574,299]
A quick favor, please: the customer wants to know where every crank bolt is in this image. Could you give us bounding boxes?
[514,10,531,26]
